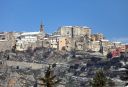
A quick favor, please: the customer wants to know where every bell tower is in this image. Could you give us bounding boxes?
[40,20,44,32]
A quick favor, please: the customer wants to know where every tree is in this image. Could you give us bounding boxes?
[90,69,107,87]
[38,65,61,87]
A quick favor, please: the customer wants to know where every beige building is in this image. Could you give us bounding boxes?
[49,35,75,51]
[91,41,100,52]
[49,35,60,49]
[101,39,110,55]
[49,35,70,51]
[58,36,91,51]
[56,26,92,51]
[91,33,104,41]
[75,41,84,51]
[58,37,76,51]
[58,37,66,50]
[0,32,16,51]
[58,26,91,38]
[91,39,110,55]
[42,38,50,48]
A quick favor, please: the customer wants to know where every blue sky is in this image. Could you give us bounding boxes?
[0,0,128,42]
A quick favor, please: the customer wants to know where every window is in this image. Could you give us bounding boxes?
[67,31,69,34]
[2,37,5,40]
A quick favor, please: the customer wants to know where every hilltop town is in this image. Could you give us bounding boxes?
[0,22,127,57]
[0,23,128,87]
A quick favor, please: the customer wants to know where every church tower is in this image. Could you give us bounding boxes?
[40,21,44,32]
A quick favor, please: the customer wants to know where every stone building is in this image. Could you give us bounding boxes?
[0,32,16,51]
[58,37,76,51]
[49,35,60,49]
[58,37,67,50]
[55,26,92,51]
[91,41,100,52]
[48,35,75,51]
[90,39,111,55]
[57,26,91,38]
[91,33,104,41]
[42,37,50,48]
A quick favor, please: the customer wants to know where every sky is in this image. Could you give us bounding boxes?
[0,0,128,43]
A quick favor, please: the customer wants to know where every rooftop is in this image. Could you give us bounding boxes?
[21,32,41,36]
[61,26,90,29]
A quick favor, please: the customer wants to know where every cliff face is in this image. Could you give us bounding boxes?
[0,48,128,87]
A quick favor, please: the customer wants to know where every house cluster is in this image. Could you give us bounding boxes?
[0,22,127,57]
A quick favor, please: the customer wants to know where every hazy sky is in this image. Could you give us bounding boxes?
[0,0,128,42]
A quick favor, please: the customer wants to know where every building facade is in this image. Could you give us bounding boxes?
[58,26,91,38]
[16,23,45,51]
[0,32,16,51]
[91,33,104,41]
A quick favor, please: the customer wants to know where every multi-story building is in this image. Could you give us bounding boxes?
[49,35,60,49]
[57,26,91,38]
[49,35,75,51]
[91,41,100,52]
[91,33,104,41]
[16,32,42,51]
[100,39,110,55]
[58,37,66,50]
[16,23,45,51]
[55,26,92,51]
[110,42,126,53]
[91,39,110,55]
[0,32,16,51]
[42,37,50,48]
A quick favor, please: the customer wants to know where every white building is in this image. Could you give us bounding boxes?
[49,35,60,49]
[16,23,45,51]
[16,32,43,51]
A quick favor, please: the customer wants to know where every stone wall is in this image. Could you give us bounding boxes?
[6,61,46,69]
